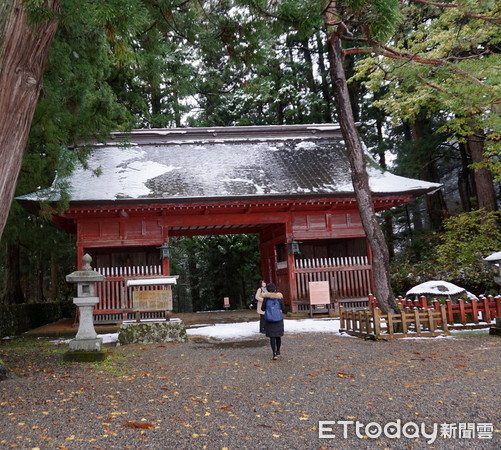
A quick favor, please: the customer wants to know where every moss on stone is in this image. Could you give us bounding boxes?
[118,321,187,345]
[63,350,108,362]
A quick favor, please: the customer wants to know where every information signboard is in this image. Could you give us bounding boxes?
[308,281,330,305]
[133,289,173,311]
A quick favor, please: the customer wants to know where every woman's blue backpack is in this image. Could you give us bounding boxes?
[265,298,283,322]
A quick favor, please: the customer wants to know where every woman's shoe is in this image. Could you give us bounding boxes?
[272,354,278,360]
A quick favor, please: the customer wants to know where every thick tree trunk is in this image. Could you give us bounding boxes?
[50,252,59,301]
[0,0,60,242]
[410,120,447,231]
[300,37,322,123]
[1,242,24,304]
[467,129,498,211]
[325,25,399,314]
[315,32,333,122]
[458,142,475,212]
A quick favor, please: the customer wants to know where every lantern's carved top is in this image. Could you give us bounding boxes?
[66,253,105,283]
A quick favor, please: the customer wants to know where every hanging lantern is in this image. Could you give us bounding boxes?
[288,239,301,255]
[157,242,171,259]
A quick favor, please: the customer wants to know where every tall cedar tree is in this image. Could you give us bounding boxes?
[0,0,59,242]
[323,0,402,314]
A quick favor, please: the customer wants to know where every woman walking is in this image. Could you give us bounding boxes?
[255,280,267,334]
[261,283,286,360]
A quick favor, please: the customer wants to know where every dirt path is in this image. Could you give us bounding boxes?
[0,330,499,449]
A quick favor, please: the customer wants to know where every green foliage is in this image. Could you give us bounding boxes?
[389,231,443,296]
[171,234,261,311]
[339,0,402,41]
[354,0,500,175]
[435,209,501,288]
[390,210,501,296]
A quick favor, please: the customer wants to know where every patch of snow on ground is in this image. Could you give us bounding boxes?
[187,318,341,340]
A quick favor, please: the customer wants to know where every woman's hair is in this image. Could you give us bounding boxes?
[266,283,277,292]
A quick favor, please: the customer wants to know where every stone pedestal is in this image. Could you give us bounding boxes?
[64,254,106,361]
[118,319,187,345]
[69,297,102,351]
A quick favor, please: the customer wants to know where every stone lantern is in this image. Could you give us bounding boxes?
[66,253,104,352]
[484,251,501,287]
[484,251,501,336]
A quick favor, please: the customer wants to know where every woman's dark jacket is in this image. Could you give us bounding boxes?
[261,292,286,338]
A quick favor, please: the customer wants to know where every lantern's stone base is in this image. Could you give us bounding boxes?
[63,349,107,362]
[118,319,187,345]
[69,337,103,352]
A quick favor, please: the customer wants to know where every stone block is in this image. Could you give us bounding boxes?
[69,337,103,352]
[118,319,187,345]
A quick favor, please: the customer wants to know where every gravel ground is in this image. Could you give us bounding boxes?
[0,329,499,449]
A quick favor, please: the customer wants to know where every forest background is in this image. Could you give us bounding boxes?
[0,0,500,312]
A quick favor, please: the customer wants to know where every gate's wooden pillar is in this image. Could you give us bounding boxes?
[285,217,298,309]
[161,227,170,276]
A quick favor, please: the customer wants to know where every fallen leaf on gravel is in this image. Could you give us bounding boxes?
[124,421,153,429]
[337,372,354,378]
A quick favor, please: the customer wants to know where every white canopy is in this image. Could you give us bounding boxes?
[484,251,501,262]
[406,280,477,299]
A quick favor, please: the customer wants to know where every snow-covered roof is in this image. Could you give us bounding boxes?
[19,124,441,205]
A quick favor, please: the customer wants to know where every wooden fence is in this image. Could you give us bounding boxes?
[340,305,449,339]
[94,265,165,323]
[369,294,501,325]
[293,257,372,311]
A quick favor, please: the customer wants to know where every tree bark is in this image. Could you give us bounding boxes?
[1,242,24,304]
[315,31,333,122]
[457,142,475,212]
[50,251,59,301]
[0,0,60,242]
[410,120,447,231]
[325,19,399,314]
[467,129,498,212]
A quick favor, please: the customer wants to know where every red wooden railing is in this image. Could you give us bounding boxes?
[369,294,501,325]
[94,265,163,323]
